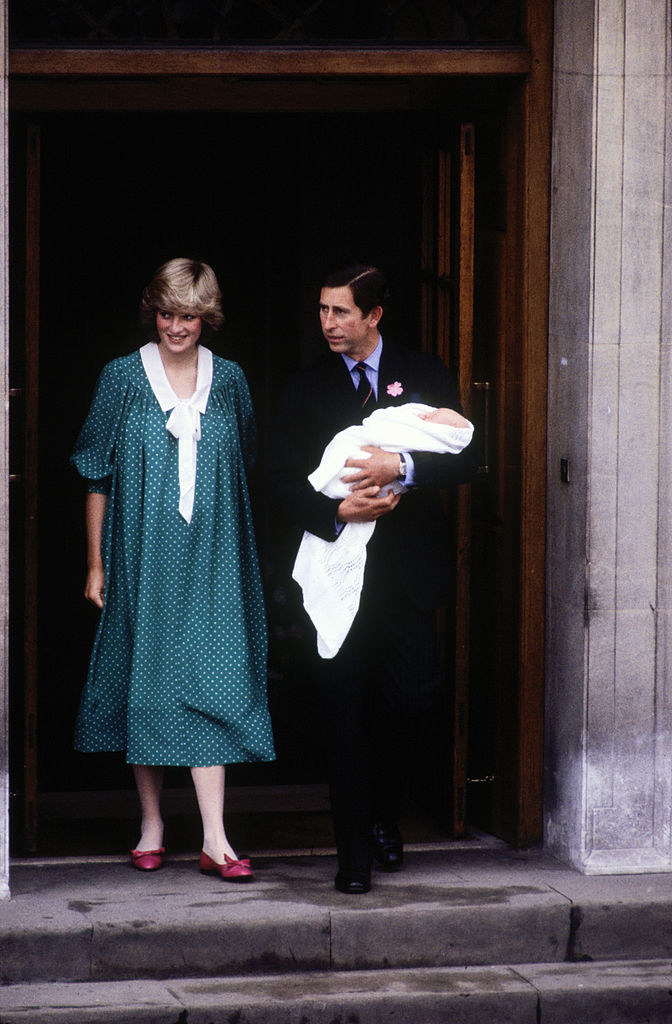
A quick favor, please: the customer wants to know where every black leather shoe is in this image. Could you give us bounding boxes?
[336,872,372,897]
[335,871,371,895]
[372,822,403,872]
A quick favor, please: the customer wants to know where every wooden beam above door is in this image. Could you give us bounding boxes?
[10,76,439,113]
[10,45,531,79]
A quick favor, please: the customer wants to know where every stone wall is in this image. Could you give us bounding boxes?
[546,0,672,872]
[0,0,9,899]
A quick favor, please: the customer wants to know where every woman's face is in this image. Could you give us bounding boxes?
[155,309,203,355]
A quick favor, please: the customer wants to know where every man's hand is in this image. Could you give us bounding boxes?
[337,484,401,523]
[342,446,401,491]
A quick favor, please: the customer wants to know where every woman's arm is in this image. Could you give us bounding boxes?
[84,491,107,609]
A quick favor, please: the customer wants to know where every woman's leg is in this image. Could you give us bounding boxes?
[191,765,238,863]
[132,764,165,851]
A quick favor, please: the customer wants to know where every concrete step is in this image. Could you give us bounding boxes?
[3,842,672,1024]
[3,846,672,986]
[3,847,672,982]
[2,960,672,1024]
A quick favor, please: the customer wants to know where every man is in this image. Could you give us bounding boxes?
[269,264,476,894]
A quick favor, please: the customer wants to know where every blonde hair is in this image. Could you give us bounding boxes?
[141,258,224,337]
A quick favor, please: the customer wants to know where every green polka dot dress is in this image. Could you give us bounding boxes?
[71,345,275,767]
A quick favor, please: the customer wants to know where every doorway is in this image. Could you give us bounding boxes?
[10,84,545,854]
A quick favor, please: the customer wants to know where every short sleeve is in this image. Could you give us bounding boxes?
[70,360,129,492]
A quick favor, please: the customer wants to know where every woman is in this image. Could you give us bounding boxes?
[71,258,275,880]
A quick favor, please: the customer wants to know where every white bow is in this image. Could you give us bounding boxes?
[166,399,202,523]
[140,343,213,524]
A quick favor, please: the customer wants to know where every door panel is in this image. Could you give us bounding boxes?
[468,104,530,844]
[15,124,40,853]
[455,124,475,837]
[420,122,474,837]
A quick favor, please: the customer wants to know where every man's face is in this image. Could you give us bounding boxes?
[319,285,382,362]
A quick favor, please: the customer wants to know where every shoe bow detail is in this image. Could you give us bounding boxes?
[130,848,165,871]
[199,850,253,881]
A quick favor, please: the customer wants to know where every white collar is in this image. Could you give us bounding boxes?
[140,341,212,413]
[139,343,213,523]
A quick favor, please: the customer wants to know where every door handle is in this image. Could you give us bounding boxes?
[472,381,491,474]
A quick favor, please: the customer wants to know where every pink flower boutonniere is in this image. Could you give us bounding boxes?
[387,381,403,397]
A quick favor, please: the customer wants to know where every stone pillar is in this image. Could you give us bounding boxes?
[0,0,9,900]
[546,0,672,872]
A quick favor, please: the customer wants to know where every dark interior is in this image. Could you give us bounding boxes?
[13,111,425,797]
[9,99,512,853]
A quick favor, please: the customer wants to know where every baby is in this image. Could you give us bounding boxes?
[422,407,470,425]
[294,403,474,658]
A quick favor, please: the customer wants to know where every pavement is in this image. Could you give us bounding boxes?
[1,836,672,1022]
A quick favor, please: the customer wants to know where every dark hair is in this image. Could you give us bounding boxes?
[322,264,389,316]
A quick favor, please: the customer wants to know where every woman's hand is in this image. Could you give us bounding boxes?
[84,492,107,609]
[84,565,105,609]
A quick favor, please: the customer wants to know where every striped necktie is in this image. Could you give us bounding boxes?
[355,362,374,408]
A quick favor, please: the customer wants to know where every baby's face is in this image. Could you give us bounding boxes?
[422,407,469,428]
[424,407,453,424]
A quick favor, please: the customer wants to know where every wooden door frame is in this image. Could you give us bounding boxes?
[420,122,475,838]
[10,46,531,78]
[9,1,551,847]
[22,124,40,852]
[515,0,552,845]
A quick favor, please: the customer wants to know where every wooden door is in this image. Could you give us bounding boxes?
[11,111,435,851]
[420,122,475,837]
[11,123,40,852]
[421,101,547,847]
[12,92,547,854]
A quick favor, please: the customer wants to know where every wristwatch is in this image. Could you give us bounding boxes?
[398,453,407,480]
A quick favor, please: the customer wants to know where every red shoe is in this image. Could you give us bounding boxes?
[199,849,253,881]
[130,847,165,871]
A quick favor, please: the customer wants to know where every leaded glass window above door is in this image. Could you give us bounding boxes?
[11,0,523,46]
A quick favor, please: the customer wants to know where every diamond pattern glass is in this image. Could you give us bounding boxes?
[11,0,523,45]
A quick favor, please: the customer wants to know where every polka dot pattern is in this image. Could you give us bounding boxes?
[70,349,275,767]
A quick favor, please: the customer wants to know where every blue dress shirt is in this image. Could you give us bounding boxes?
[341,337,416,484]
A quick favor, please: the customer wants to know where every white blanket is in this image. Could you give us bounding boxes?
[292,403,474,659]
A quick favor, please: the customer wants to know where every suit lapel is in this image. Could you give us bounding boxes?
[318,342,418,426]
[317,351,363,431]
[379,341,430,407]
[322,341,409,411]
[378,341,409,407]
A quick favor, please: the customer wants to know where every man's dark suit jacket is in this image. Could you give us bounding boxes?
[269,340,477,613]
